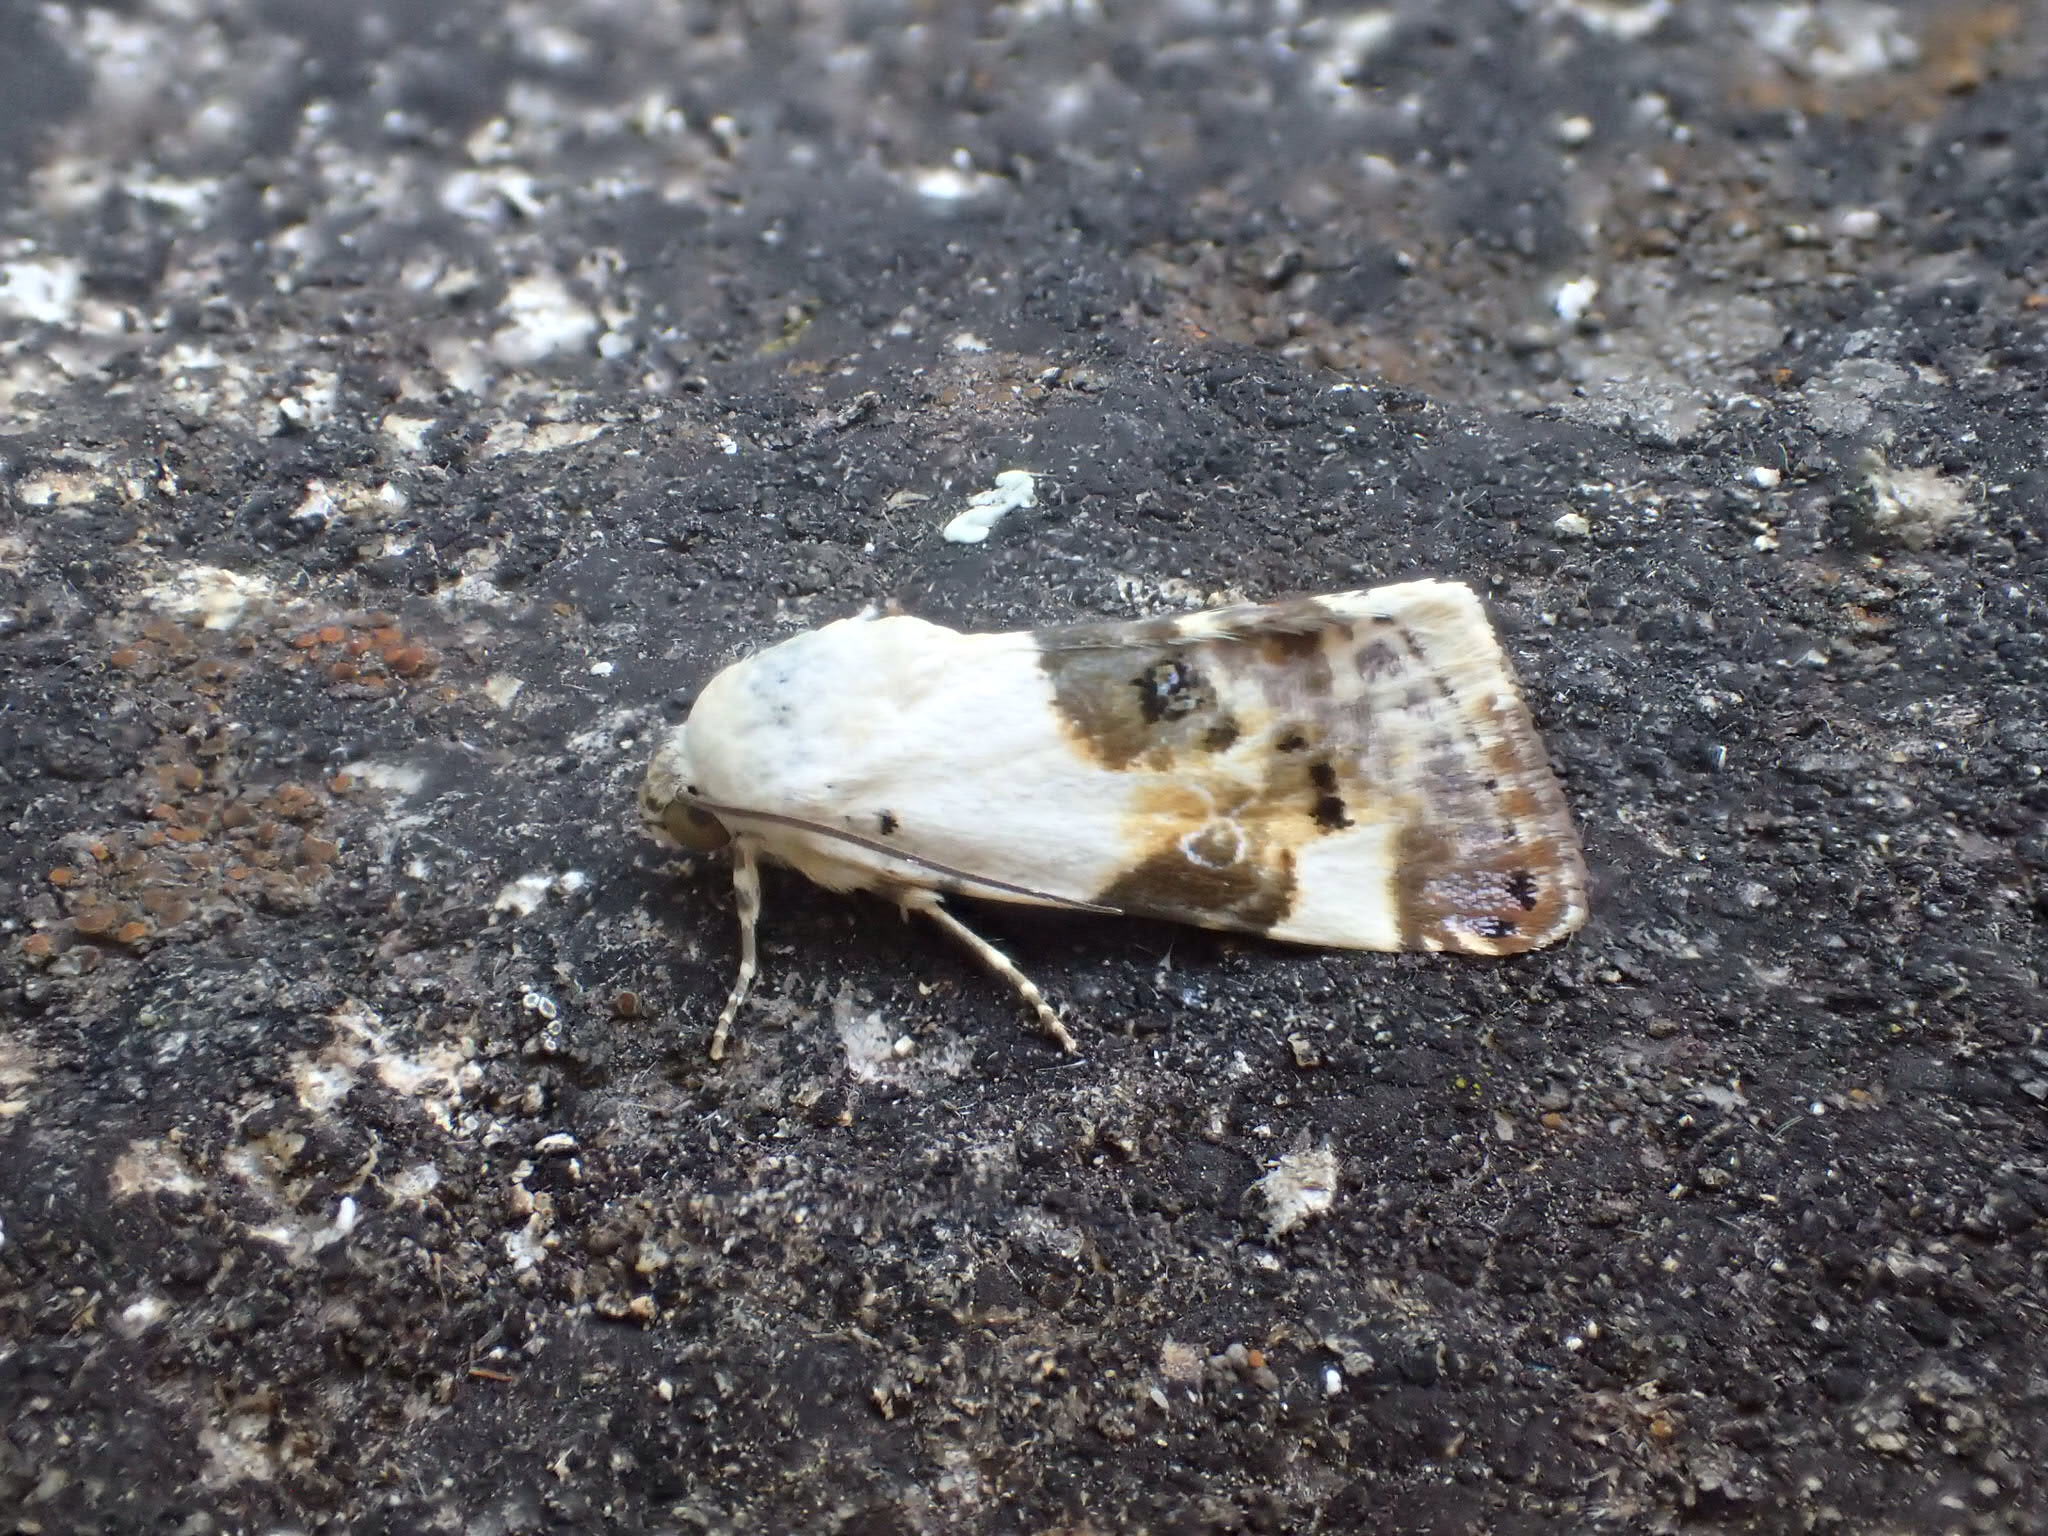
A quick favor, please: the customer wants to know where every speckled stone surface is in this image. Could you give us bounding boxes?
[3,2,2045,1530]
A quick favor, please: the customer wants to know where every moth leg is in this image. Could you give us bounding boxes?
[710,840,762,1062]
[911,895,1078,1054]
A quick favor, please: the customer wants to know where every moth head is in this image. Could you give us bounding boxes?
[641,728,732,853]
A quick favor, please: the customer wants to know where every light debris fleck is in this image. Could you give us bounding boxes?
[1552,276,1600,325]
[942,469,1038,544]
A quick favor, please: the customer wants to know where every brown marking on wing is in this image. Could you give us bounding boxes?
[1091,776,1297,932]
[1371,628,1587,952]
[1040,642,1243,772]
[1039,583,1586,951]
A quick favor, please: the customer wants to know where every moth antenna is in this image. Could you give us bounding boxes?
[710,840,763,1061]
[911,895,1078,1054]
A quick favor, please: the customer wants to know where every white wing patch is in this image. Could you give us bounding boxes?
[642,580,1587,1057]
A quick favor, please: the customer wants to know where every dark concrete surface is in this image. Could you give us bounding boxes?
[3,1,2045,1531]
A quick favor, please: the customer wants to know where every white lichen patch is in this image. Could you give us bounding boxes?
[481,418,608,456]
[908,161,1004,202]
[17,469,113,507]
[1304,11,1397,103]
[483,673,526,709]
[380,413,438,452]
[833,992,970,1085]
[1550,0,1672,41]
[492,271,597,364]
[340,760,428,800]
[0,256,84,324]
[0,1034,42,1116]
[1256,1143,1340,1238]
[199,1410,282,1488]
[1862,452,1978,550]
[942,469,1038,544]
[115,1294,172,1337]
[141,565,281,631]
[1552,275,1600,325]
[493,870,588,919]
[306,999,479,1132]
[494,872,556,917]
[387,1162,443,1203]
[1739,0,1918,81]
[109,1138,203,1199]
[272,370,339,433]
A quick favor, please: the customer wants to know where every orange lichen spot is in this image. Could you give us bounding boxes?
[48,867,77,887]
[141,890,193,923]
[21,932,56,961]
[168,825,207,845]
[220,803,253,829]
[73,903,124,936]
[291,632,321,650]
[1648,1414,1678,1442]
[613,991,645,1019]
[1245,1349,1266,1370]
[370,626,403,646]
[384,645,433,677]
[1541,1112,1568,1131]
[227,864,252,880]
[114,921,151,946]
[2026,293,2048,312]
[329,773,355,793]
[345,634,375,657]
[300,836,338,865]
[89,842,110,861]
[272,784,320,819]
[317,624,347,645]
[329,661,359,682]
[110,647,143,668]
[173,763,204,791]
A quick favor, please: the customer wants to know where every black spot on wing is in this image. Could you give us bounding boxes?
[1307,760,1352,830]
[1135,659,1205,723]
[1040,641,1237,770]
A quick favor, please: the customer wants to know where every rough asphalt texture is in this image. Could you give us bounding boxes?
[3,1,2045,1531]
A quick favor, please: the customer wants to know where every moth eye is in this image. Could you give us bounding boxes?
[663,801,732,852]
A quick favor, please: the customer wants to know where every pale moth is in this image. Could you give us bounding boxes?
[641,580,1587,1059]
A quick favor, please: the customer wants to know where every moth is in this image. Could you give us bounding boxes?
[641,580,1587,1059]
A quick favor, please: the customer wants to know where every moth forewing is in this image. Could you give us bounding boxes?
[641,580,1587,1057]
